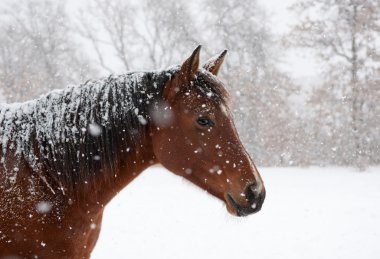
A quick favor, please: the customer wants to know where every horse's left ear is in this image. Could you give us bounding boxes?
[203,50,227,76]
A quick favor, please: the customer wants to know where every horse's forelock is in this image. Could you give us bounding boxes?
[194,70,231,106]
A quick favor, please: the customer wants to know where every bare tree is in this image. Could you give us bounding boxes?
[136,0,200,69]
[77,0,137,72]
[0,0,94,102]
[77,0,198,73]
[288,0,380,169]
[200,0,269,74]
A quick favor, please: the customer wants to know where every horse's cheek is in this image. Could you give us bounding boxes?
[152,132,174,164]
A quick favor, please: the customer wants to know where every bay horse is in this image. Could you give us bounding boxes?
[0,46,265,258]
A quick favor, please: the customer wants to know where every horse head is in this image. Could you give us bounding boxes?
[150,46,265,216]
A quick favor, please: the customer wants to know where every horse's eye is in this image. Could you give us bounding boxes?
[197,117,214,127]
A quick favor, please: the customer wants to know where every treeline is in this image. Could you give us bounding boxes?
[0,0,378,169]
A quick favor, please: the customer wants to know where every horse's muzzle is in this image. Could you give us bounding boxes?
[227,183,266,217]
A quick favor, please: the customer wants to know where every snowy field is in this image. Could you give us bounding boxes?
[92,166,380,259]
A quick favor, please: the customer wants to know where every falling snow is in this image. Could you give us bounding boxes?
[88,123,102,137]
[36,201,53,214]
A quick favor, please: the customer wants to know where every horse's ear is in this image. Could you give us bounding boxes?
[163,45,201,102]
[180,45,201,82]
[203,50,227,76]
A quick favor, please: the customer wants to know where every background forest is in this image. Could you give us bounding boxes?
[0,0,379,169]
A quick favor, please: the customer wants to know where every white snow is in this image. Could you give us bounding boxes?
[92,166,380,259]
[150,100,174,128]
[36,201,52,214]
[88,123,102,137]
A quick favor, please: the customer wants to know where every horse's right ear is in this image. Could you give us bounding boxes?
[179,45,201,82]
[163,46,201,102]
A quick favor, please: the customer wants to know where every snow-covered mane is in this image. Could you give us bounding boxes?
[0,69,176,191]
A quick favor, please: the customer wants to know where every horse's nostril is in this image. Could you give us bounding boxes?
[228,183,265,216]
[245,183,261,203]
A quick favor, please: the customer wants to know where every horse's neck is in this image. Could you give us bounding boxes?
[81,135,157,209]
[69,72,171,209]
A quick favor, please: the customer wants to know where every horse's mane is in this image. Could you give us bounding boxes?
[0,67,229,193]
[0,69,176,190]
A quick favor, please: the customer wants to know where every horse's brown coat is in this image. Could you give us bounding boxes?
[0,46,265,258]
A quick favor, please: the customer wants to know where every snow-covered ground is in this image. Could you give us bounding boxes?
[92,167,380,259]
